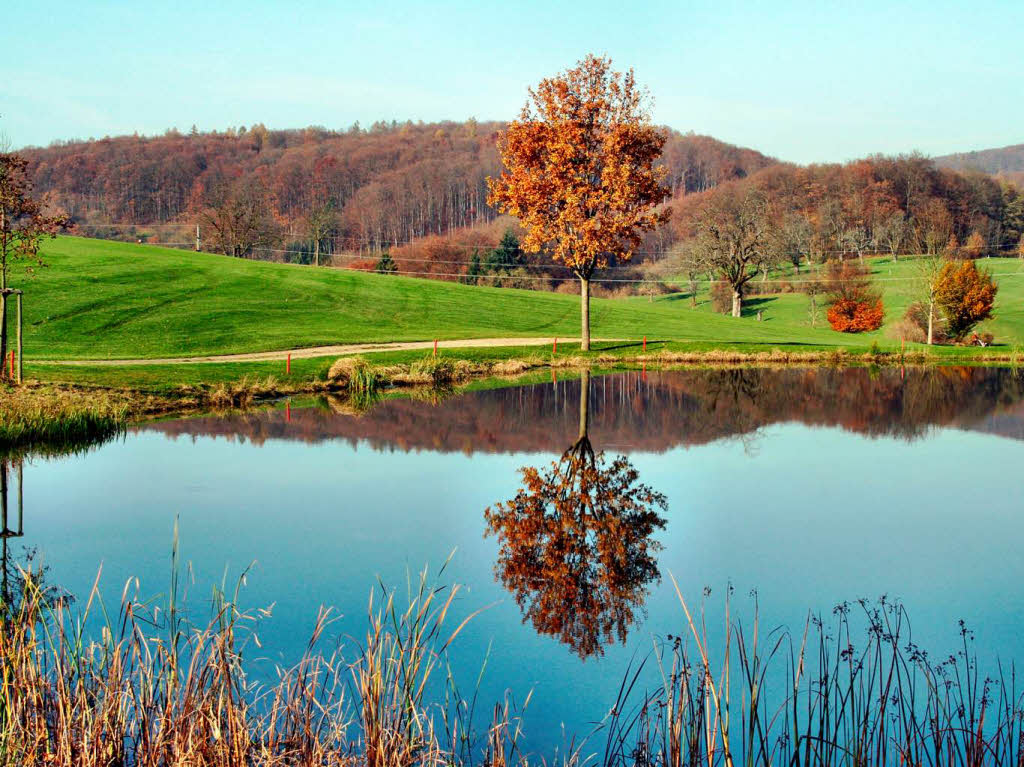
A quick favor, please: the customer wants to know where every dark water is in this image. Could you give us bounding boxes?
[4,366,1024,752]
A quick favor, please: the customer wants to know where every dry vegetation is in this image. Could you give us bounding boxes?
[3,561,1023,766]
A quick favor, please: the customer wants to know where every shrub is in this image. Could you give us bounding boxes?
[889,302,948,344]
[409,357,455,386]
[820,260,883,333]
[827,298,884,333]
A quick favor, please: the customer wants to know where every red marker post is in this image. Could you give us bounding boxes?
[643,335,647,352]
[433,339,438,357]
[286,353,291,375]
[553,337,558,355]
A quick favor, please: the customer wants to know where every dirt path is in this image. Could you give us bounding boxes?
[39,337,625,366]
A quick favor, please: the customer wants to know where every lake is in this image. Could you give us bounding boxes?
[4,365,1024,755]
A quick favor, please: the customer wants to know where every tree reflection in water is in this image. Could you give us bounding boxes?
[1,457,25,611]
[0,456,66,617]
[484,371,668,658]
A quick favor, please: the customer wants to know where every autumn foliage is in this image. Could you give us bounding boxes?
[827,298,885,333]
[934,260,998,340]
[483,438,667,658]
[488,54,669,348]
[822,260,884,333]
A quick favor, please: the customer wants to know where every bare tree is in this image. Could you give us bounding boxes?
[770,212,813,274]
[914,255,946,345]
[305,203,337,267]
[198,181,280,258]
[691,182,774,317]
[876,212,911,262]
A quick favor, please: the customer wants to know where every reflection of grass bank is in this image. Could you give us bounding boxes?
[3,559,1022,765]
[14,340,1024,438]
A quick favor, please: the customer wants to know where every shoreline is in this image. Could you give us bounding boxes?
[4,346,1024,451]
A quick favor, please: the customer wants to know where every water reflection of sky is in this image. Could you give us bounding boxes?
[8,369,1024,753]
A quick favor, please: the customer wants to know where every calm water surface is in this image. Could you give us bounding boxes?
[4,366,1024,751]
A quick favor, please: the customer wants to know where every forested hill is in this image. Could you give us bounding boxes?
[935,143,1024,186]
[20,121,774,252]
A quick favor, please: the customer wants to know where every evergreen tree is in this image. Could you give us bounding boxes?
[375,251,397,274]
[485,229,522,272]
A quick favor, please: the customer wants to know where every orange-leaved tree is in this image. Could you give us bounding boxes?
[0,153,68,371]
[934,260,997,340]
[487,54,669,350]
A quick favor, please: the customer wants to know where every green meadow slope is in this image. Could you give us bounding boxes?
[13,237,1024,361]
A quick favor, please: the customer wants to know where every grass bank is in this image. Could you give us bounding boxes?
[18,237,1024,366]
[9,338,1024,448]
[0,384,133,453]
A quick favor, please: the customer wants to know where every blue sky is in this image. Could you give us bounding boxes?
[3,0,1022,163]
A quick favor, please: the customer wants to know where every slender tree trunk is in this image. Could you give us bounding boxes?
[927,300,934,345]
[0,292,7,377]
[580,276,591,351]
[578,369,590,440]
[731,288,742,318]
[0,254,6,374]
[314,238,320,267]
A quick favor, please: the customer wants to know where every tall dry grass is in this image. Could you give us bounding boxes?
[4,550,1024,766]
[0,384,129,452]
[0,544,511,767]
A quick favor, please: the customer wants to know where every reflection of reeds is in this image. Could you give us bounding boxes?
[3,557,1023,766]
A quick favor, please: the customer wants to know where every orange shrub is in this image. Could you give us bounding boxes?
[827,298,884,333]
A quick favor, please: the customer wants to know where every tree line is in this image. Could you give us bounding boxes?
[21,121,772,259]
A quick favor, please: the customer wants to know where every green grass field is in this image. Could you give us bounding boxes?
[11,237,1024,385]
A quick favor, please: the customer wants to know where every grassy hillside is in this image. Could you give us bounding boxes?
[11,237,1024,362]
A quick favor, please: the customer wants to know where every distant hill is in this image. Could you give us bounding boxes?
[934,143,1024,186]
[20,122,775,256]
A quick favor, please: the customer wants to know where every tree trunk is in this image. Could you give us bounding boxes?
[927,300,934,345]
[731,288,742,318]
[578,369,590,441]
[314,238,320,267]
[0,292,7,378]
[580,277,591,351]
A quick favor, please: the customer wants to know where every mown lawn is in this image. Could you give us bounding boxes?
[11,237,1024,369]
